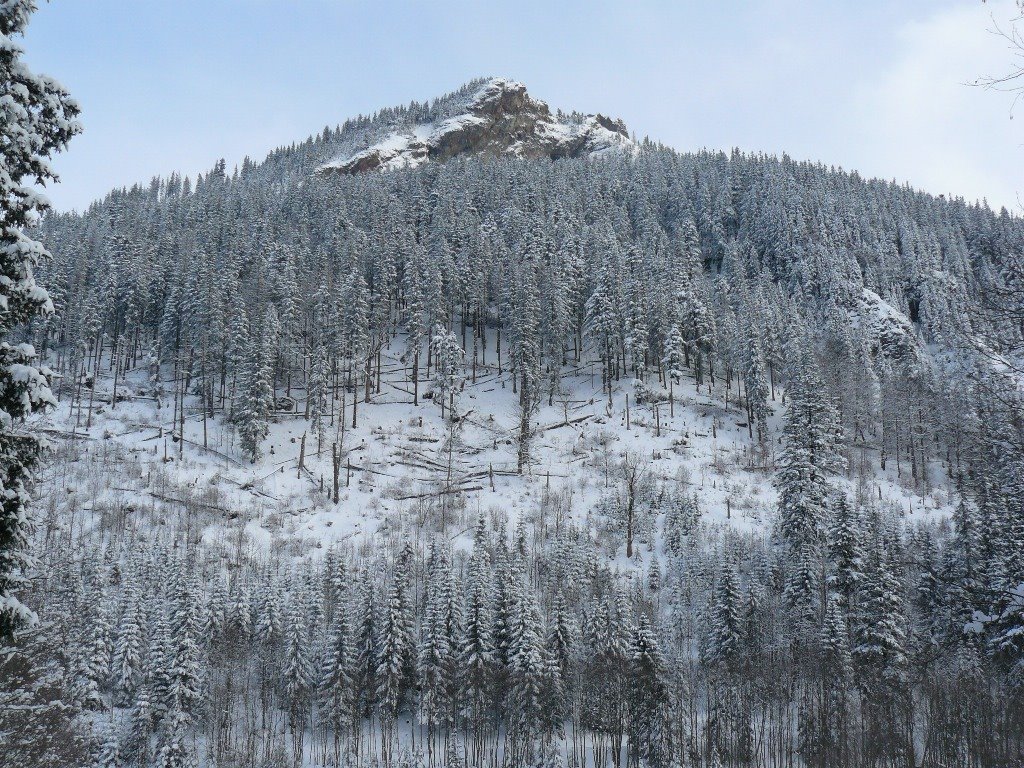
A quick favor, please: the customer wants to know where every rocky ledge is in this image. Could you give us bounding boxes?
[320,78,633,174]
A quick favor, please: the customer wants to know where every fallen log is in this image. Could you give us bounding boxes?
[392,485,484,501]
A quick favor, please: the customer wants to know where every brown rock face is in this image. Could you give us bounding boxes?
[431,81,546,162]
[321,79,632,175]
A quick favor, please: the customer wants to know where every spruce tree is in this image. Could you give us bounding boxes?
[742,326,771,445]
[376,554,417,756]
[461,529,494,731]
[418,542,458,730]
[283,598,313,709]
[113,587,145,702]
[76,591,111,710]
[429,324,465,420]
[235,334,272,463]
[852,544,907,692]
[308,341,329,452]
[0,0,80,641]
[706,561,743,670]
[775,337,843,562]
[827,496,864,615]
[628,613,667,765]
[319,606,354,756]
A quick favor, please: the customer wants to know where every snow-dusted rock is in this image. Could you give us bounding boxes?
[319,77,633,174]
[854,287,923,365]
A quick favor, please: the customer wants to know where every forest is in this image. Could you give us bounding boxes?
[2,7,1024,768]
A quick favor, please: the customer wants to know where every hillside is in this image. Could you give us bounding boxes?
[15,77,1024,768]
[40,320,948,563]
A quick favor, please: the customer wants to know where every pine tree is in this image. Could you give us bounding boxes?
[235,333,272,463]
[461,529,494,730]
[418,543,457,729]
[430,324,465,420]
[775,338,843,556]
[0,0,80,641]
[828,496,864,615]
[706,561,743,670]
[308,341,329,452]
[113,587,145,702]
[376,556,416,718]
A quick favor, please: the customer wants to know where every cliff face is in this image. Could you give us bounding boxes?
[319,78,632,174]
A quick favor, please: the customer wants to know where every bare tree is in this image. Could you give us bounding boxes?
[619,451,650,559]
[977,1,1024,106]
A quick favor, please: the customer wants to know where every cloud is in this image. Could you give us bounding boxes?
[849,0,1024,210]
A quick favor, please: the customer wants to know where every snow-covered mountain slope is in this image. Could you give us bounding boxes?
[38,330,951,569]
[318,77,633,174]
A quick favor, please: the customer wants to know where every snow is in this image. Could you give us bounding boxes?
[467,77,526,107]
[318,79,633,174]
[35,326,954,576]
[853,287,924,364]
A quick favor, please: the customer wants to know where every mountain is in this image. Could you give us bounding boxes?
[317,77,633,174]
[24,76,1024,768]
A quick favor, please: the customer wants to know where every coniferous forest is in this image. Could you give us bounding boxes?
[2,3,1024,768]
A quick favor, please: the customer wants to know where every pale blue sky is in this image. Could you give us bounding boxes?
[21,0,1024,211]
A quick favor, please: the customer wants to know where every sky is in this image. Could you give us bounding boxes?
[19,0,1024,212]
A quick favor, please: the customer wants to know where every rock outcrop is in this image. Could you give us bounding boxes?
[319,78,633,175]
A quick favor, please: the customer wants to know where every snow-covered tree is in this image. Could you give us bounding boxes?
[775,338,843,556]
[308,341,329,452]
[234,333,273,463]
[0,0,80,640]
[430,324,465,420]
[376,553,416,718]
[705,561,743,670]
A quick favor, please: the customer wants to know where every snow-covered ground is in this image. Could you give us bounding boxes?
[36,329,954,574]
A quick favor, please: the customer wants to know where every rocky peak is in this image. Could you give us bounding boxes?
[319,77,633,175]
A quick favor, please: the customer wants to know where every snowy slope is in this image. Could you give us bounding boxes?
[38,329,953,574]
